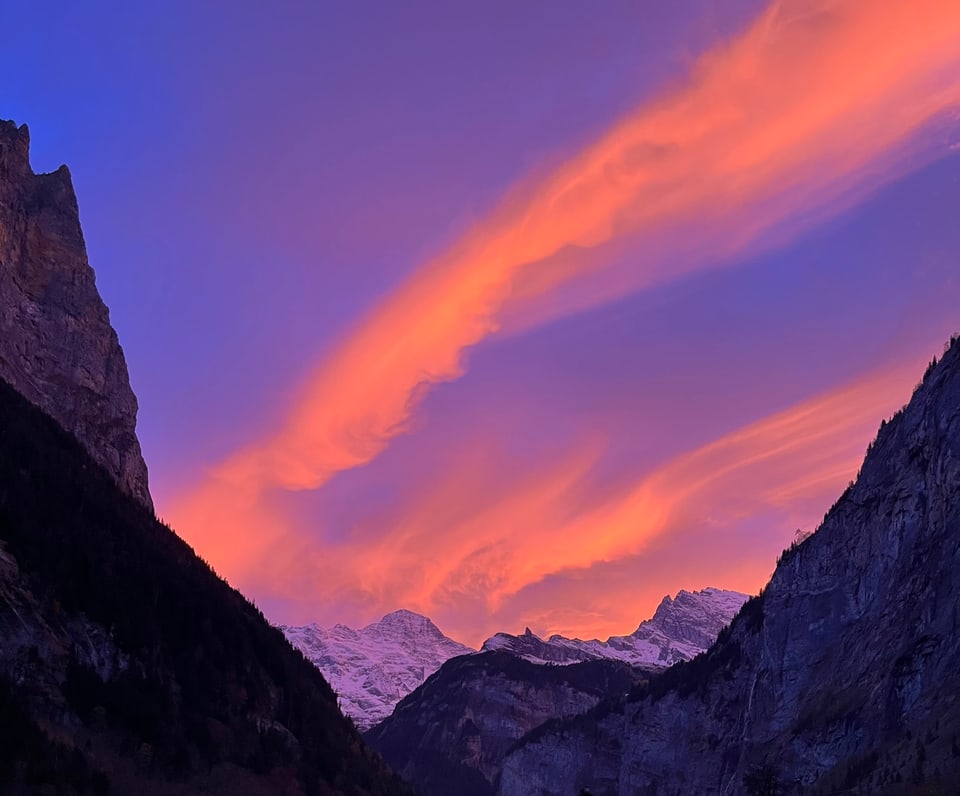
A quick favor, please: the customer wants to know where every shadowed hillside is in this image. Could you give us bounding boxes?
[0,375,412,796]
[366,651,644,796]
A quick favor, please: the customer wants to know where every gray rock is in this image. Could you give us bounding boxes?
[0,120,151,509]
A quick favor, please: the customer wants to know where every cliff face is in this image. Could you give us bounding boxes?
[0,120,151,509]
[500,337,960,795]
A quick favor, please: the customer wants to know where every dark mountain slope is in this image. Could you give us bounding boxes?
[365,651,644,796]
[501,336,960,796]
[0,376,411,795]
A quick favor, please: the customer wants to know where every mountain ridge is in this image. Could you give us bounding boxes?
[285,588,747,732]
[481,587,748,667]
[361,588,747,795]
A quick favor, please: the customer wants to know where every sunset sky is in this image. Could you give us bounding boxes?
[4,0,960,647]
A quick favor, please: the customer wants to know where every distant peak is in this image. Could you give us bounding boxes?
[283,609,474,728]
[380,608,431,622]
[371,608,444,635]
[385,608,426,618]
[659,586,743,604]
[638,587,750,634]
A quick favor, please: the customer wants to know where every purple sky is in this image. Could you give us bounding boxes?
[3,1,959,645]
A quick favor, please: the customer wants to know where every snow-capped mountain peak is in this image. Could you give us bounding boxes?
[369,608,448,638]
[281,610,474,730]
[480,587,749,668]
[284,589,747,729]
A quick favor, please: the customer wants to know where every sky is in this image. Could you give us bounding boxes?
[3,0,960,647]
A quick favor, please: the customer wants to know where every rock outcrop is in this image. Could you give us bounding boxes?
[282,609,475,730]
[500,337,960,795]
[0,120,151,509]
[482,587,748,668]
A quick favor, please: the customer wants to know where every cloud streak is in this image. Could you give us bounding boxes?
[349,359,918,640]
[189,356,923,646]
[170,0,960,618]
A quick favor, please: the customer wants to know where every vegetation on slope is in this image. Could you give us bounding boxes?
[0,376,411,795]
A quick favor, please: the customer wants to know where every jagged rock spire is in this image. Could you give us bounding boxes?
[0,120,152,509]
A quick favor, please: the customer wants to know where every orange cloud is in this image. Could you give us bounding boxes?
[169,0,960,619]
[186,356,922,646]
[373,360,918,643]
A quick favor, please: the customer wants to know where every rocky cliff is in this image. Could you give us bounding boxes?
[500,336,960,796]
[282,609,475,730]
[0,120,151,509]
[482,588,748,668]
[365,652,643,796]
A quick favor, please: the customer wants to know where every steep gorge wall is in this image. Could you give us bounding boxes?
[0,120,151,509]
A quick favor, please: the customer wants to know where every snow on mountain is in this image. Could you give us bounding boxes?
[481,587,749,668]
[281,609,474,729]
[283,589,745,729]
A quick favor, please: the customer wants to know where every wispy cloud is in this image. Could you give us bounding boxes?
[189,357,921,646]
[169,0,960,633]
[355,359,918,642]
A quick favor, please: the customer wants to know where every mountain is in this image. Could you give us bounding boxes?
[363,589,748,795]
[283,589,744,733]
[282,610,474,730]
[0,120,151,509]
[500,337,960,795]
[0,121,409,794]
[365,652,643,796]
[0,373,412,795]
[482,587,748,667]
